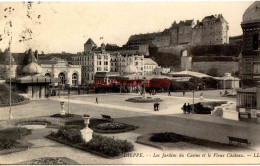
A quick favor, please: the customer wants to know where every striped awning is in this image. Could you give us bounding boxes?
[13,75,60,84]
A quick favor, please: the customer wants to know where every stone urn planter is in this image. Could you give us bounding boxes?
[80,114,93,142]
[60,102,66,116]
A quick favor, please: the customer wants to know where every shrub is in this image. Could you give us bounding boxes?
[56,127,82,144]
[96,122,127,130]
[84,135,134,157]
[0,84,28,106]
[0,139,20,150]
[0,127,32,140]
[150,132,183,143]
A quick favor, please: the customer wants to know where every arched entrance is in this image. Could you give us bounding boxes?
[72,72,78,86]
[58,72,66,85]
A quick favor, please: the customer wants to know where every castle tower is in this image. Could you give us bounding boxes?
[84,38,97,53]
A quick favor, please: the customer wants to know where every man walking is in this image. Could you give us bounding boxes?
[168,90,171,96]
[96,97,98,104]
[187,103,191,114]
[182,103,187,114]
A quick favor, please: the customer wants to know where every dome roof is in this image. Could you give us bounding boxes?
[123,64,138,74]
[22,62,42,75]
[243,1,260,23]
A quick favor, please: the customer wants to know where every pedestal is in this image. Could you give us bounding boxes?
[60,102,66,116]
[80,127,93,142]
[81,116,93,142]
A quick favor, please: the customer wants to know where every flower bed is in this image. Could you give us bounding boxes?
[47,127,134,158]
[17,157,78,165]
[0,139,20,150]
[65,119,137,134]
[83,135,133,157]
[125,97,163,103]
[50,114,74,118]
[0,127,31,150]
[96,122,127,130]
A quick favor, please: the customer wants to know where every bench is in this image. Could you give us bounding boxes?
[228,136,250,146]
[101,114,113,122]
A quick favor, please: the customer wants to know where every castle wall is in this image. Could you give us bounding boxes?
[192,27,203,46]
[181,56,192,70]
[170,28,178,45]
[178,24,193,44]
[192,61,239,76]
[154,34,171,47]
[157,44,191,56]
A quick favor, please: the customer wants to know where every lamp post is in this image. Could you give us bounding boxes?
[192,90,195,113]
[9,38,12,121]
[68,86,70,114]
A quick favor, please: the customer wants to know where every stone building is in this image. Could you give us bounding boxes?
[84,38,97,53]
[124,15,229,50]
[0,49,60,99]
[240,1,260,82]
[111,54,144,75]
[72,41,110,85]
[192,14,229,46]
[235,1,260,120]
[38,57,81,86]
[143,58,158,76]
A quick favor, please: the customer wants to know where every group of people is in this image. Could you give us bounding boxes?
[154,102,160,111]
[182,103,192,114]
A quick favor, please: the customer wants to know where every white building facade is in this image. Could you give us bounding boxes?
[39,57,81,86]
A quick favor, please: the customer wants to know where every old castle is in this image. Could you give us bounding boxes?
[124,14,229,48]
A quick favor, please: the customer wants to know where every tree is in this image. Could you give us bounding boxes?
[207,67,218,77]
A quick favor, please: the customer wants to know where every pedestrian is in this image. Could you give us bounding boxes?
[168,91,171,96]
[154,103,156,111]
[182,103,187,114]
[187,103,191,114]
[157,102,160,111]
[96,97,98,104]
[200,93,204,101]
[183,91,185,96]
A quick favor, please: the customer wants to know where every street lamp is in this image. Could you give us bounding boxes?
[68,86,70,114]
[9,38,12,121]
[192,90,195,113]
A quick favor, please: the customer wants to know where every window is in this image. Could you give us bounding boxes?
[253,33,259,50]
[72,73,78,86]
[58,72,66,85]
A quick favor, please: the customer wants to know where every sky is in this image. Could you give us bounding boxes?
[0,1,254,53]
